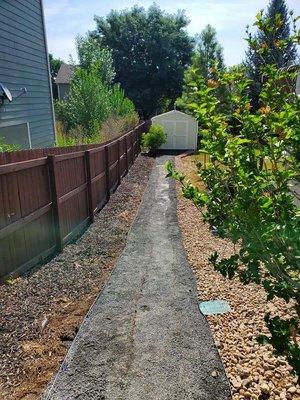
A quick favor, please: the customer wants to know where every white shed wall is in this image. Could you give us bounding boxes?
[151,110,198,150]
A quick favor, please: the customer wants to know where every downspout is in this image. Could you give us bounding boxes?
[40,0,56,145]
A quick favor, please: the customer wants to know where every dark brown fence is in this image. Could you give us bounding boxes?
[0,121,150,280]
[0,126,146,166]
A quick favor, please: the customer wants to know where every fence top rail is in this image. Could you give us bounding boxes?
[54,151,86,162]
[88,146,105,155]
[0,157,47,175]
[106,140,119,149]
[0,121,147,167]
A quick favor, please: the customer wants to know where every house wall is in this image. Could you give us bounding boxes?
[0,0,55,149]
[58,83,70,101]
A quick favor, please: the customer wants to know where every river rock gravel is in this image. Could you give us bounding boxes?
[0,154,154,400]
[175,155,300,400]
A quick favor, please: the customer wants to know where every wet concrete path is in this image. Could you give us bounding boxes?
[44,155,231,400]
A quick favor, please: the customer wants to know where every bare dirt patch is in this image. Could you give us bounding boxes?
[175,155,300,400]
[0,155,154,400]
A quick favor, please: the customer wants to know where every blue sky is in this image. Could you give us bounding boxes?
[44,0,300,66]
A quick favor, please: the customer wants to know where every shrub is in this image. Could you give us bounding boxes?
[166,10,300,378]
[141,124,167,153]
[109,85,136,117]
[0,138,20,152]
[100,114,139,142]
[55,129,99,147]
[66,66,111,137]
[55,66,137,143]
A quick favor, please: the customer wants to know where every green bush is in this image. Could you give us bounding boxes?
[66,66,111,137]
[141,124,167,153]
[109,85,136,117]
[166,11,300,378]
[55,65,137,143]
[0,138,20,152]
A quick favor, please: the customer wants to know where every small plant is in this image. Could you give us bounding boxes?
[0,138,20,152]
[141,124,167,154]
[4,276,15,285]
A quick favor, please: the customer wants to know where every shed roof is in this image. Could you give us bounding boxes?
[55,63,75,84]
[152,110,196,121]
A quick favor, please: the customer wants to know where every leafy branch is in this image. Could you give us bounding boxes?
[166,11,300,378]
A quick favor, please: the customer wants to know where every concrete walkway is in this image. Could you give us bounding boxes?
[44,156,231,400]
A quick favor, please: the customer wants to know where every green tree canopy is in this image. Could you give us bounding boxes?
[193,24,225,80]
[76,35,116,85]
[244,0,298,108]
[176,25,225,114]
[91,4,193,117]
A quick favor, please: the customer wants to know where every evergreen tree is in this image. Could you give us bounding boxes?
[193,24,225,81]
[245,0,298,108]
[176,25,225,114]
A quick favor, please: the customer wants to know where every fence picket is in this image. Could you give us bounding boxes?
[0,121,150,280]
[48,155,63,253]
[85,150,94,223]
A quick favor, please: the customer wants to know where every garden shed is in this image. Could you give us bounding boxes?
[151,110,198,150]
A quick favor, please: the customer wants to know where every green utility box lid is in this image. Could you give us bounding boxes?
[199,300,231,315]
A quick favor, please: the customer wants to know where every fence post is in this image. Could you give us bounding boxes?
[117,139,121,185]
[48,155,63,252]
[125,135,129,174]
[134,129,138,159]
[85,150,94,223]
[131,131,134,165]
[105,145,110,201]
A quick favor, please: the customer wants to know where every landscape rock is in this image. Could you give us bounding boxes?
[175,155,300,400]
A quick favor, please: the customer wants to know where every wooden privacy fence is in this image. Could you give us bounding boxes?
[0,121,150,280]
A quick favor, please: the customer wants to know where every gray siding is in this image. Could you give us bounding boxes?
[0,0,55,148]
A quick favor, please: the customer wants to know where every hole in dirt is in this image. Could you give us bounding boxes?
[259,394,270,400]
[59,327,79,342]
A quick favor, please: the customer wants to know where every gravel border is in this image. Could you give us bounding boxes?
[0,155,154,400]
[175,155,300,400]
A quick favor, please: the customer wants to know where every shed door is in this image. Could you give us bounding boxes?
[161,120,188,150]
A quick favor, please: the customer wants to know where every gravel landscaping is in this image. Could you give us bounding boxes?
[175,155,300,400]
[0,154,154,400]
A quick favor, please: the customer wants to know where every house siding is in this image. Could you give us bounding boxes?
[0,0,55,149]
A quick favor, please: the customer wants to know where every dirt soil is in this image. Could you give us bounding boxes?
[175,155,300,400]
[0,155,154,400]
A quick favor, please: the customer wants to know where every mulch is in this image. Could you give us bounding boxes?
[0,154,154,400]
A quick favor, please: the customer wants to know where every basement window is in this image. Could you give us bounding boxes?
[0,122,31,149]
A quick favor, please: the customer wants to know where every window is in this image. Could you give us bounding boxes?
[0,122,31,148]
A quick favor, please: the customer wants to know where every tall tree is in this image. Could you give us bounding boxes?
[193,24,225,81]
[76,35,116,85]
[245,0,298,108]
[91,5,193,117]
[176,25,225,113]
[49,54,62,100]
